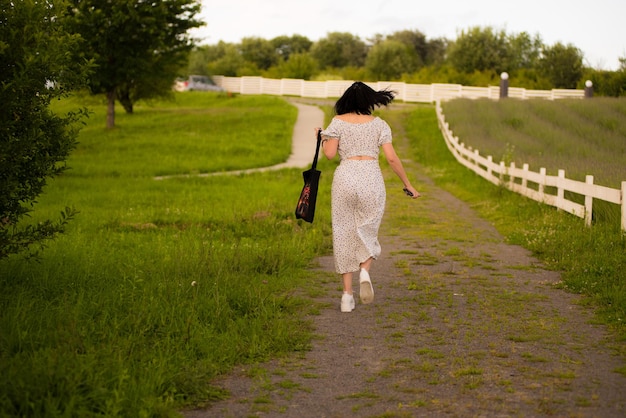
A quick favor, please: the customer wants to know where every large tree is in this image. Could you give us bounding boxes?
[539,42,584,89]
[387,30,426,66]
[270,34,312,61]
[205,42,254,76]
[387,29,448,67]
[365,40,419,80]
[507,31,543,70]
[240,37,279,71]
[448,26,510,74]
[271,52,318,80]
[65,0,202,128]
[1,0,89,260]
[311,32,368,69]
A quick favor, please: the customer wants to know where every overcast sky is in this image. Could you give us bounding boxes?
[192,0,626,71]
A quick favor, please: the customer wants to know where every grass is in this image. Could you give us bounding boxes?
[441,98,626,225]
[0,93,333,417]
[59,91,298,177]
[1,93,625,417]
[401,100,626,337]
[440,98,626,189]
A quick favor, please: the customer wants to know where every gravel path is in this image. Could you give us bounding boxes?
[182,102,626,417]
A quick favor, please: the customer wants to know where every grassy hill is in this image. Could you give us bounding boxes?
[440,98,626,189]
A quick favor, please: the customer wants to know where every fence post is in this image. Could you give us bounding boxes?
[539,167,546,199]
[522,164,529,189]
[509,162,516,188]
[585,175,594,226]
[557,169,565,210]
[622,181,626,232]
[584,80,594,98]
[500,72,509,98]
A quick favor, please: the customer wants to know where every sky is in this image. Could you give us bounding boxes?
[191,0,626,71]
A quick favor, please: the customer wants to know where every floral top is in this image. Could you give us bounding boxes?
[321,117,392,160]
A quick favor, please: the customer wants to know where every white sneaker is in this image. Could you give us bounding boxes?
[341,293,355,312]
[359,269,374,304]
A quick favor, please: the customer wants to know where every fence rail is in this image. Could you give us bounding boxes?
[435,102,626,232]
[213,76,585,102]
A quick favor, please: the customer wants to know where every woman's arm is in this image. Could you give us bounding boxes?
[381,142,420,198]
[316,128,338,159]
[321,137,339,159]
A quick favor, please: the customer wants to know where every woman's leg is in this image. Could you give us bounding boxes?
[359,257,375,304]
[360,257,373,272]
[342,272,353,294]
[341,272,355,312]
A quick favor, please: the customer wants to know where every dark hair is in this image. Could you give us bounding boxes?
[334,81,395,115]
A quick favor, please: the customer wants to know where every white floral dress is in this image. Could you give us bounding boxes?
[321,117,392,274]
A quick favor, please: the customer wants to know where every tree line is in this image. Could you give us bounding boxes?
[189,28,626,96]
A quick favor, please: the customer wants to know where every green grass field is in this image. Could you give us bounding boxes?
[440,98,626,189]
[0,93,333,417]
[0,93,624,417]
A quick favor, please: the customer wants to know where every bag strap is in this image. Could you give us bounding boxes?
[311,130,322,170]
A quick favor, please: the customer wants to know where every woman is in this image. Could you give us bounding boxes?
[318,81,420,313]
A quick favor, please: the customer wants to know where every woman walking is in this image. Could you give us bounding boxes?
[318,81,420,313]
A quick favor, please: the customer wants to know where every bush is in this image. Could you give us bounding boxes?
[0,1,89,259]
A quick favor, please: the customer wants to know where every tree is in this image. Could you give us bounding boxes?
[207,42,255,76]
[1,0,89,260]
[270,34,312,61]
[423,37,448,66]
[187,45,213,76]
[65,0,202,128]
[539,42,584,88]
[448,26,509,74]
[365,40,419,80]
[582,68,626,97]
[270,52,318,80]
[189,41,235,75]
[387,29,448,67]
[387,29,426,66]
[240,37,279,70]
[311,32,368,69]
[507,32,543,70]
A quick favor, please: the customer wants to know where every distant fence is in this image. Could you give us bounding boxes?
[212,76,585,102]
[435,102,626,232]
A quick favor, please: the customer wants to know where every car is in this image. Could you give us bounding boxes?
[174,75,223,92]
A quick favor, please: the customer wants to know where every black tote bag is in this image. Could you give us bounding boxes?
[295,130,322,223]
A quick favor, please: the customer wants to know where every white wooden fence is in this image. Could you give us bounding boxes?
[211,76,624,231]
[435,101,626,232]
[212,76,585,102]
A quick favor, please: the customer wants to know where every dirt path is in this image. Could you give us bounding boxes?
[182,104,625,417]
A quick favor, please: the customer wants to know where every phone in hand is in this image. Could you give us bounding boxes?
[403,188,413,197]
